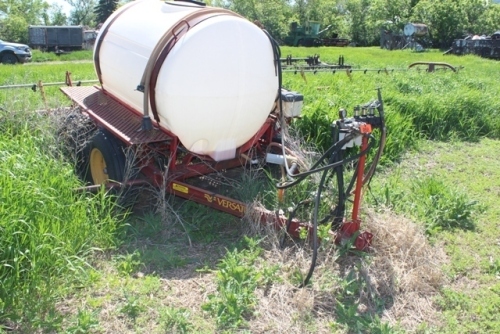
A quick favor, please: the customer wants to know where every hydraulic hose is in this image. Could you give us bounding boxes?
[302,135,374,287]
[276,131,376,288]
[265,29,385,287]
[277,134,376,189]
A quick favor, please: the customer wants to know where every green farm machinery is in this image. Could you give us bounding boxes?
[283,21,349,47]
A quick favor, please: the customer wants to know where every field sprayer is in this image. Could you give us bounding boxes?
[13,0,388,286]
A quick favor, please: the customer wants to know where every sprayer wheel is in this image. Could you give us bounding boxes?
[88,129,125,185]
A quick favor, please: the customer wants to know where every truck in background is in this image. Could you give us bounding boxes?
[28,26,98,51]
[0,39,32,64]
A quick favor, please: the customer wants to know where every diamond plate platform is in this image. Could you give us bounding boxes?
[61,86,171,145]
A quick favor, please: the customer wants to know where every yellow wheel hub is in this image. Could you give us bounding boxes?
[90,148,109,184]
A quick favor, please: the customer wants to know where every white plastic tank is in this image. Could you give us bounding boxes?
[94,0,279,161]
[403,23,428,37]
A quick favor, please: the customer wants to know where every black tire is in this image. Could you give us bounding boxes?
[56,110,97,183]
[87,129,126,185]
[1,53,18,65]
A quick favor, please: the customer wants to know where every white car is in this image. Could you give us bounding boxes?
[0,40,32,64]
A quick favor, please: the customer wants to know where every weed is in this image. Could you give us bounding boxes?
[202,237,263,329]
[159,307,194,334]
[437,288,471,311]
[120,293,144,322]
[66,309,100,334]
[488,258,500,277]
[114,251,143,276]
[137,275,162,295]
[334,266,399,334]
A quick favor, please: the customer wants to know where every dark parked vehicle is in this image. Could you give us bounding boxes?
[29,25,91,51]
[0,39,32,64]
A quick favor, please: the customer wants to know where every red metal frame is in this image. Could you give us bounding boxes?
[336,123,373,250]
[62,84,372,245]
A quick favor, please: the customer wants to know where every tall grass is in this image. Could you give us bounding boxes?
[0,109,122,329]
[282,47,500,163]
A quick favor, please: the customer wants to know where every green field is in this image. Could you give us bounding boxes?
[1,48,500,333]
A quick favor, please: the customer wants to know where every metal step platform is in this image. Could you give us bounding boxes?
[61,86,171,145]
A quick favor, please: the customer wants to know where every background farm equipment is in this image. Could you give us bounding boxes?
[380,22,428,51]
[280,54,351,72]
[279,54,457,76]
[283,21,349,47]
[444,31,500,59]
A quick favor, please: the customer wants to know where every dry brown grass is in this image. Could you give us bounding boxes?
[242,204,447,333]
[363,208,447,329]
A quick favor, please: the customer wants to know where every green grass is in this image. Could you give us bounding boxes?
[1,47,500,332]
[282,47,500,163]
[0,61,96,112]
[30,50,93,63]
[369,139,500,333]
[0,110,123,330]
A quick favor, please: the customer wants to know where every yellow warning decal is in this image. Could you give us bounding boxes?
[172,183,189,194]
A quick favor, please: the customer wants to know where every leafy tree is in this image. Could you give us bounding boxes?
[345,0,375,46]
[284,0,346,39]
[0,0,49,42]
[369,0,412,29]
[293,0,307,25]
[47,4,68,25]
[227,0,292,40]
[475,3,500,35]
[94,0,118,25]
[205,0,230,8]
[411,0,468,48]
[0,0,49,25]
[0,15,29,43]
[66,0,97,26]
[461,0,489,35]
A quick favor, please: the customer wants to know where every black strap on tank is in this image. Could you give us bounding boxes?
[170,0,206,6]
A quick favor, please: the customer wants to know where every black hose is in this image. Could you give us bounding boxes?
[264,30,385,287]
[299,149,337,288]
[169,0,206,7]
[279,132,375,288]
[300,133,377,287]
[277,134,376,189]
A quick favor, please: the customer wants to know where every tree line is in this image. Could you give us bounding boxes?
[0,0,118,43]
[1,0,500,48]
[208,0,500,48]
